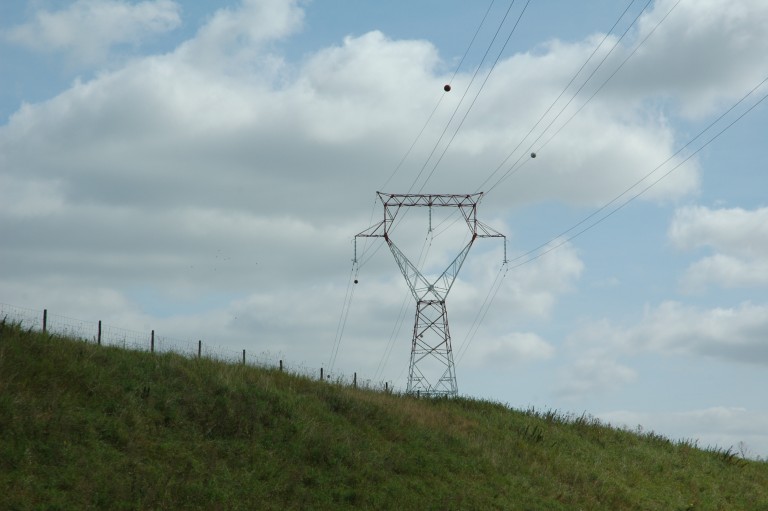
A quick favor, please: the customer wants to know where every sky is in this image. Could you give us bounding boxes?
[1,0,767,459]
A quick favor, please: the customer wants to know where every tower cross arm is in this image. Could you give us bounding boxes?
[377,192,483,208]
[475,220,505,238]
[355,220,386,238]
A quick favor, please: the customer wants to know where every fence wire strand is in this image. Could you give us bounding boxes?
[0,302,400,394]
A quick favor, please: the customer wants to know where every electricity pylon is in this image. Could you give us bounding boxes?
[355,192,505,397]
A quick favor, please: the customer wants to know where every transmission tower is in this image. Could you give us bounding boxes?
[355,192,505,397]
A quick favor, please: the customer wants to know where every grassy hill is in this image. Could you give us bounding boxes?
[1,319,767,510]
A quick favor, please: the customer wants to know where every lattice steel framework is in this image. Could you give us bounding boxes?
[355,192,505,397]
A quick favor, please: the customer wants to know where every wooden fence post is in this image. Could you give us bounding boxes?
[385,382,388,393]
[320,367,324,381]
[151,330,155,353]
[42,309,47,333]
[242,349,246,365]
[354,372,357,388]
[97,320,102,345]
[198,340,202,358]
[279,360,283,372]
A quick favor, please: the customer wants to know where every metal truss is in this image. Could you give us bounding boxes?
[355,192,505,397]
[407,300,457,397]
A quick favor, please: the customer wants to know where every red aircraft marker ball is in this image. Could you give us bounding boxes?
[444,84,451,92]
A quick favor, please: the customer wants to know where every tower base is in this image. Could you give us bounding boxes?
[406,300,458,398]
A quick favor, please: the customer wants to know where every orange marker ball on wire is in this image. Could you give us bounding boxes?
[444,84,451,92]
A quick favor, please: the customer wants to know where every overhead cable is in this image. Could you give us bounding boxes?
[476,0,646,193]
[414,0,534,194]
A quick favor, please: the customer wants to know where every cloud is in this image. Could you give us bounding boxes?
[614,0,768,118]
[461,331,555,369]
[572,301,768,366]
[598,407,768,459]
[558,295,768,400]
[0,174,65,218]
[450,40,701,207]
[175,0,304,73]
[556,356,637,400]
[679,255,768,291]
[669,206,768,290]
[3,0,182,67]
[449,239,584,328]
[669,206,768,255]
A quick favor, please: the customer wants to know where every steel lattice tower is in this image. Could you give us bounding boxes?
[355,192,505,397]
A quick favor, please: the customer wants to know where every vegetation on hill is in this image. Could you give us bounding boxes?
[1,319,767,510]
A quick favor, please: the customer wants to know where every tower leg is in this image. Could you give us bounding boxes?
[406,300,458,398]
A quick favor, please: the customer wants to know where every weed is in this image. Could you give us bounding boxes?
[519,423,545,444]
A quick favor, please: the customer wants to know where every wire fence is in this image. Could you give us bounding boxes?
[0,302,396,394]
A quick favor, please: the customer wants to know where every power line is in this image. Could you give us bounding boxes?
[483,0,666,195]
[451,0,650,361]
[533,0,683,156]
[404,0,521,194]
[435,1,644,239]
[449,0,499,85]
[454,76,768,365]
[356,0,500,272]
[380,0,497,192]
[506,75,768,272]
[395,0,673,375]
[456,72,768,365]
[359,1,532,272]
[328,261,358,372]
[409,0,642,369]
[476,0,646,193]
[415,0,534,194]
[455,263,508,365]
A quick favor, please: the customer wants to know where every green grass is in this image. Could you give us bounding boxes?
[1,319,767,510]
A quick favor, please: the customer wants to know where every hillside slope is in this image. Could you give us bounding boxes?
[1,320,767,510]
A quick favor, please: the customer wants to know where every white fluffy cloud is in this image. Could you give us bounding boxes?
[175,0,304,73]
[572,301,768,366]
[679,255,768,291]
[3,0,181,66]
[670,206,768,290]
[670,206,768,255]
[461,332,555,369]
[556,296,768,403]
[556,356,637,399]
[615,0,768,117]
